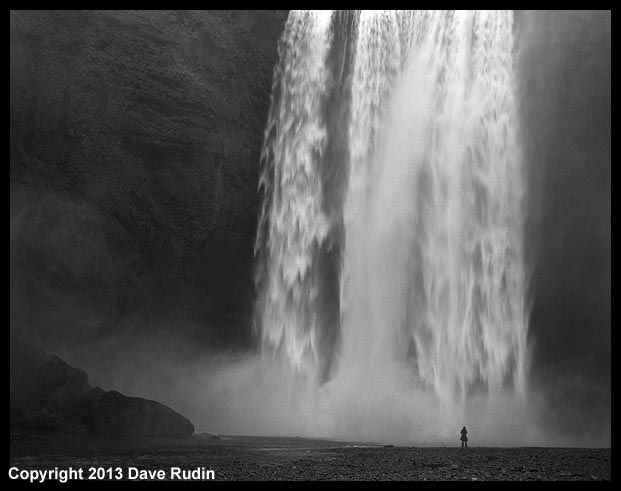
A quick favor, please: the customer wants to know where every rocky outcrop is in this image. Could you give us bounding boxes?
[81,388,194,438]
[10,335,194,438]
[10,334,91,433]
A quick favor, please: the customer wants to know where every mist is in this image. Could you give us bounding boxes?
[59,340,594,447]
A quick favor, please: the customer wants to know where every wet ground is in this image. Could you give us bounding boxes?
[9,435,610,481]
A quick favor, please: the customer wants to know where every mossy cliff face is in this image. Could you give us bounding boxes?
[10,10,287,350]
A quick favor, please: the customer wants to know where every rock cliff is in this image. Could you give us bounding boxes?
[10,10,287,350]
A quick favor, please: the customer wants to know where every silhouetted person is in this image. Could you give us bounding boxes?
[460,426,468,448]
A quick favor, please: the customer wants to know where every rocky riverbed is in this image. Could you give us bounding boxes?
[9,435,610,481]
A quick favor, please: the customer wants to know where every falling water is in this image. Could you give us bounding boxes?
[255,10,529,440]
[254,11,333,380]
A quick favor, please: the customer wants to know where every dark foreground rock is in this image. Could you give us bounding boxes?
[10,335,194,439]
[10,334,92,435]
[82,389,194,438]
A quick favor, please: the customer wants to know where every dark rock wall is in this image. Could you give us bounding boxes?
[10,10,287,351]
[516,10,611,444]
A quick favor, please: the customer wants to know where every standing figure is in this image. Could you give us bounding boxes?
[460,426,468,448]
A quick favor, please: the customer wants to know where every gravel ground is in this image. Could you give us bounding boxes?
[9,435,610,481]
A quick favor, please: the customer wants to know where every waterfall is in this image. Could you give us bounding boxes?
[255,10,529,438]
[254,11,333,380]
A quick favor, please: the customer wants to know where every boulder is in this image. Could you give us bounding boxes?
[10,334,91,432]
[81,388,194,438]
[10,335,194,438]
